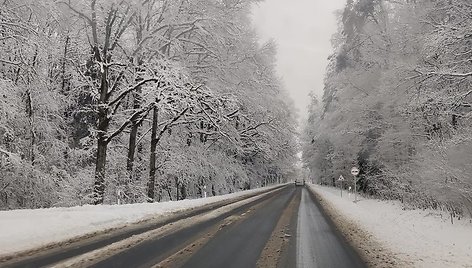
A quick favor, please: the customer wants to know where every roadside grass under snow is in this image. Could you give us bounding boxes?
[309,184,472,268]
[0,185,279,257]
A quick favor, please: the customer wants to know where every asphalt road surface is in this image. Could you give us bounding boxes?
[296,187,365,268]
[179,186,365,268]
[2,185,367,268]
[180,185,296,268]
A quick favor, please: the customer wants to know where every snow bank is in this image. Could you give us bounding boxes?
[308,184,472,268]
[0,185,279,256]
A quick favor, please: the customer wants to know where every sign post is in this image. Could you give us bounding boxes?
[351,167,360,202]
[338,175,345,197]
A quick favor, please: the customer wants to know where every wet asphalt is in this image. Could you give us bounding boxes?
[296,187,365,268]
[181,186,297,268]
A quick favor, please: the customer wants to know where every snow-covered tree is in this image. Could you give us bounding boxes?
[302,0,472,217]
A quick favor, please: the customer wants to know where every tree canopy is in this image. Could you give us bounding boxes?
[302,0,472,217]
[0,0,298,209]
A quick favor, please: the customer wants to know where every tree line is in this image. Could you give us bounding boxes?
[302,0,472,217]
[0,0,298,209]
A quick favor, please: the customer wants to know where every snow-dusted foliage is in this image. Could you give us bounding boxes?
[0,0,297,209]
[302,0,472,217]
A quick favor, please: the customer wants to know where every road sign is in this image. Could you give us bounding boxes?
[338,175,345,197]
[351,167,360,176]
[351,167,360,202]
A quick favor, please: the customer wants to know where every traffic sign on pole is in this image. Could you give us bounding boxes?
[338,175,344,197]
[351,167,360,202]
[351,167,360,176]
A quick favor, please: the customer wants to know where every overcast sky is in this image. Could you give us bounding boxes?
[251,0,346,120]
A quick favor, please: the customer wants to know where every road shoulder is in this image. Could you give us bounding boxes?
[306,184,404,268]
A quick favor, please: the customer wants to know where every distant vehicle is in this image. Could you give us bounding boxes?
[295,179,305,186]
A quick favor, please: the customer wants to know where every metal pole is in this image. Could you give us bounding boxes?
[341,180,343,197]
[354,176,357,202]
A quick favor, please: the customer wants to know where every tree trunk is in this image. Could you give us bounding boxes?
[147,103,187,201]
[180,184,187,200]
[176,178,180,201]
[126,90,141,180]
[25,89,35,164]
[61,35,70,93]
[93,53,109,205]
[93,94,109,204]
[147,102,158,202]
[93,136,108,205]
[166,187,173,201]
[126,124,139,178]
[25,47,38,165]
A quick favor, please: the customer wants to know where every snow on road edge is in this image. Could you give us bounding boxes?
[307,184,472,268]
[0,185,281,257]
[53,189,278,268]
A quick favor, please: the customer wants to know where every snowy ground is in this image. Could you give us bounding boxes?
[0,185,279,257]
[308,184,472,268]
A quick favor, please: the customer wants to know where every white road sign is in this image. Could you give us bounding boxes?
[351,167,360,176]
[338,175,345,181]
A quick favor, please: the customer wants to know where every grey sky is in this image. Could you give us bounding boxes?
[251,0,346,120]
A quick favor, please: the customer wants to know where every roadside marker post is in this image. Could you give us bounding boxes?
[338,175,345,197]
[351,167,360,202]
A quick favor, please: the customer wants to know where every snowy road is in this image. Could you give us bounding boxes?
[179,184,296,268]
[1,186,284,268]
[2,185,366,268]
[88,186,365,268]
[296,187,365,268]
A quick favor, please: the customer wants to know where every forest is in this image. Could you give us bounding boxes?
[302,0,472,217]
[0,0,298,209]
